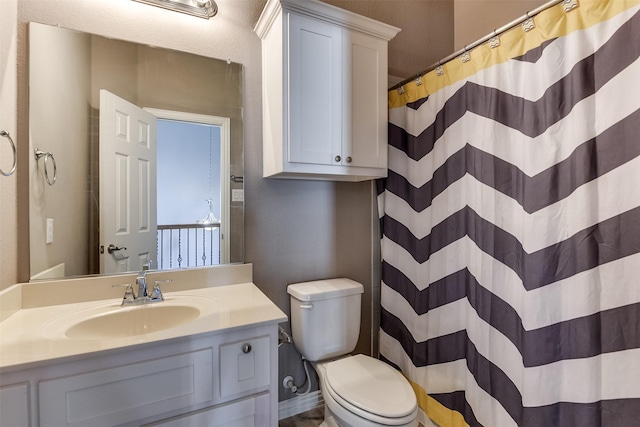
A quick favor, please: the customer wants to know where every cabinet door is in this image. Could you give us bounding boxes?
[0,382,30,427]
[220,336,270,397]
[342,30,388,169]
[288,12,342,166]
[38,349,213,427]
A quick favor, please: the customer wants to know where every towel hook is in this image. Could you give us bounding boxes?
[0,130,17,177]
[34,148,57,186]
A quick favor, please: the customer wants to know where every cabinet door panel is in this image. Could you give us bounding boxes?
[38,348,213,427]
[344,31,387,169]
[288,13,342,165]
[220,335,270,397]
[0,382,30,427]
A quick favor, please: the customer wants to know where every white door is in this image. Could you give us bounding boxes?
[99,90,157,274]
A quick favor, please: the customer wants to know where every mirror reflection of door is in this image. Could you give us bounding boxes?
[98,95,230,274]
[148,109,231,269]
[99,90,157,274]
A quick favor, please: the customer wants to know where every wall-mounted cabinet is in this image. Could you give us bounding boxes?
[255,0,400,181]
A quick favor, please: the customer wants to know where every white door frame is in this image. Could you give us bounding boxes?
[145,108,231,264]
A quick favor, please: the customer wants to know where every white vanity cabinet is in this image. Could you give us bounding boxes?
[0,325,278,427]
[255,0,400,181]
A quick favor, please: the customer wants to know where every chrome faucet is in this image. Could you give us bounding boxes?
[136,260,152,299]
[113,261,172,306]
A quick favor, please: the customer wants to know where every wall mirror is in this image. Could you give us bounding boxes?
[28,22,244,281]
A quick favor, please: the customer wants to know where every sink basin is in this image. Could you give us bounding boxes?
[41,295,218,340]
[65,305,201,339]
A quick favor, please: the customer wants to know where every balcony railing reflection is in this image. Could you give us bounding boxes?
[156,223,221,270]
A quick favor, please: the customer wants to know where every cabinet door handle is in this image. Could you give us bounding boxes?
[334,155,341,162]
[242,343,252,354]
[346,156,352,163]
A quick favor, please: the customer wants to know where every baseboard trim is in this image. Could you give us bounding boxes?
[278,390,324,420]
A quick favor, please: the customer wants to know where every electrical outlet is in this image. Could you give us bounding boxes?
[232,189,244,202]
[46,218,54,244]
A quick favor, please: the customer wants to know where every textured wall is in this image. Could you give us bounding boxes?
[0,0,18,291]
[454,0,549,49]
[28,24,91,279]
[323,0,455,80]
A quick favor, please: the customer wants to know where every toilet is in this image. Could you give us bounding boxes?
[288,278,418,427]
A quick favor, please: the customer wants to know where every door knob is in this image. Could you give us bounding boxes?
[107,244,127,254]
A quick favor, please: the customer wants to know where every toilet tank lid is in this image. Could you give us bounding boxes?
[287,278,364,302]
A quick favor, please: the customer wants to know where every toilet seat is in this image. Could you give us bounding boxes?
[321,354,417,425]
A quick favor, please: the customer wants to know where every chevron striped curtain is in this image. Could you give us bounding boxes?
[378,1,640,426]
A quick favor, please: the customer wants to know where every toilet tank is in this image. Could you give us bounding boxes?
[287,278,364,362]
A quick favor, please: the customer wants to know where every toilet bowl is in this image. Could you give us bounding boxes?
[287,278,418,427]
[315,355,418,427]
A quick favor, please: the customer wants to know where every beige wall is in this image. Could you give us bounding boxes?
[454,0,548,49]
[29,24,91,278]
[323,0,456,81]
[0,0,18,290]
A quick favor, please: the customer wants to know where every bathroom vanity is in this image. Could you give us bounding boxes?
[0,265,286,427]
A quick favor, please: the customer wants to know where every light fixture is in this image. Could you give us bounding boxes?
[197,197,219,230]
[133,0,218,19]
[196,126,220,230]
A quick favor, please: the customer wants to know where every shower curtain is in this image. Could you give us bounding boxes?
[378,1,640,426]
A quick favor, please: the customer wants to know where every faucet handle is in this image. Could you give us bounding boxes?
[112,283,135,304]
[150,279,172,301]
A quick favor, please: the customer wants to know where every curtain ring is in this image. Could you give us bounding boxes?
[34,148,57,186]
[0,130,17,177]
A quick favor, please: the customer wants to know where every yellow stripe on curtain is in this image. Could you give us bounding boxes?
[408,379,470,427]
[389,0,640,109]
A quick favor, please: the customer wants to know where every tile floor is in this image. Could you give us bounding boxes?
[278,406,324,427]
[278,406,426,426]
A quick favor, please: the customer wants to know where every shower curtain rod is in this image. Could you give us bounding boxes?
[389,0,564,91]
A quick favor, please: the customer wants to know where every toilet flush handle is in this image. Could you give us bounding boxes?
[300,303,314,310]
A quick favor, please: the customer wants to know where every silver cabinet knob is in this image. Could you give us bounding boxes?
[346,156,352,163]
[242,343,252,354]
[334,155,341,162]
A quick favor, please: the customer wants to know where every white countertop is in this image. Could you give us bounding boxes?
[0,282,287,371]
